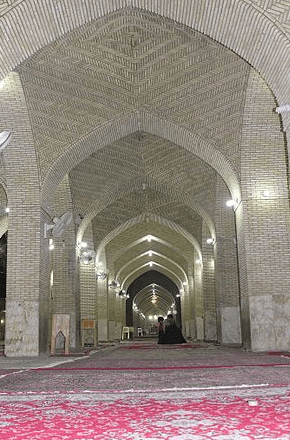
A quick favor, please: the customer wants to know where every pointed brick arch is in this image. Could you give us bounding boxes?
[42,111,241,206]
[78,176,215,244]
[0,1,288,106]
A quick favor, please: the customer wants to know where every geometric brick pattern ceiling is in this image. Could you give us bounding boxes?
[15,9,252,288]
[6,6,273,301]
[18,9,250,180]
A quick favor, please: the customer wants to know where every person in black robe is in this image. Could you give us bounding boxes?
[164,313,186,344]
[157,316,166,344]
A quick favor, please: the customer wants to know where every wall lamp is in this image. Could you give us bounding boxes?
[80,250,95,265]
[275,104,290,114]
[226,199,241,211]
[109,279,120,289]
[95,266,108,279]
[118,290,129,299]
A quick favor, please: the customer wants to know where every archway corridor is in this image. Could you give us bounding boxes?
[2,2,290,359]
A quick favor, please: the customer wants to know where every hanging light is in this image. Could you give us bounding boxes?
[151,289,158,305]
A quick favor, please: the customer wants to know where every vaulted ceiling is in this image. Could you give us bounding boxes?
[12,8,253,307]
[5,5,275,311]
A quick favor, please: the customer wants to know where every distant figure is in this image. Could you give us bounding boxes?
[164,314,186,344]
[157,316,166,344]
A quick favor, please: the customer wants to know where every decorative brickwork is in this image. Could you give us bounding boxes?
[0,3,290,354]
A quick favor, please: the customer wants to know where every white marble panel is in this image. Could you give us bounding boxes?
[115,322,122,340]
[189,319,195,339]
[196,316,204,340]
[204,312,217,341]
[250,325,276,352]
[221,306,241,345]
[5,300,39,357]
[108,320,115,341]
[98,318,108,342]
[250,295,273,325]
[250,295,290,351]
[184,320,190,338]
[69,311,76,348]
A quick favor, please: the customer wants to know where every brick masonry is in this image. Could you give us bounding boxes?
[0,3,289,354]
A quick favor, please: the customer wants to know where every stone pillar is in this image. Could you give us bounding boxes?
[214,176,241,346]
[50,177,79,350]
[240,70,290,351]
[97,277,108,342]
[114,294,123,340]
[193,252,203,340]
[187,272,196,339]
[183,281,190,338]
[2,73,42,356]
[202,224,217,342]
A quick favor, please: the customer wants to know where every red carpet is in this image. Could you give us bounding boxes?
[2,344,290,438]
[1,392,290,439]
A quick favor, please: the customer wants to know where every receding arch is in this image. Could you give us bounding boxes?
[122,262,184,291]
[116,251,188,284]
[43,111,241,207]
[78,176,216,243]
[95,213,202,264]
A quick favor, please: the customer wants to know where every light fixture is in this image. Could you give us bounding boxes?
[95,263,108,279]
[108,279,120,289]
[149,261,153,267]
[49,239,54,251]
[226,198,241,210]
[5,207,9,213]
[226,199,238,208]
[151,290,158,305]
[118,289,127,298]
[275,104,290,114]
[147,235,152,242]
[262,190,270,198]
[80,250,95,265]
[80,242,87,248]
[0,81,4,89]
[206,238,216,245]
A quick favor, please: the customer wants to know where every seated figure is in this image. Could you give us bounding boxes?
[164,314,186,344]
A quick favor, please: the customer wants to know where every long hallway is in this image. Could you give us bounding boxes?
[1,340,290,439]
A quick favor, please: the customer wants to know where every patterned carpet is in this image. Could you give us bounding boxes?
[1,341,290,439]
